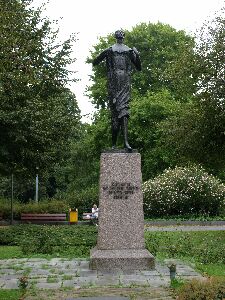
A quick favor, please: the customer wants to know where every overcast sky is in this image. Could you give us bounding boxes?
[33,0,224,122]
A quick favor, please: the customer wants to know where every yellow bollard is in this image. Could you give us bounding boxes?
[69,208,78,224]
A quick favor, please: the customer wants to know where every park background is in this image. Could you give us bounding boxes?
[0,1,225,299]
[0,0,224,219]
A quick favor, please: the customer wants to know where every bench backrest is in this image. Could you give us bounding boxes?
[21,213,67,221]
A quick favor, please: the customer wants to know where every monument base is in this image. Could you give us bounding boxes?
[90,152,155,271]
[90,247,155,271]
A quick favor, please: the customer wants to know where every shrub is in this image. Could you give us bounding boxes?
[0,198,70,219]
[62,185,99,216]
[19,225,97,256]
[0,225,97,256]
[177,278,225,300]
[143,165,225,217]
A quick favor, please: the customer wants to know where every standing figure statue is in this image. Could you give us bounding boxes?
[92,30,141,151]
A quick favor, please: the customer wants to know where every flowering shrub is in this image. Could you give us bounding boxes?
[177,278,225,300]
[143,165,225,217]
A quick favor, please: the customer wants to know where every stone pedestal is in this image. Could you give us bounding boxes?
[90,152,155,271]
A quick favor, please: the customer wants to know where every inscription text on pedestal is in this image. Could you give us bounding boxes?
[102,181,139,200]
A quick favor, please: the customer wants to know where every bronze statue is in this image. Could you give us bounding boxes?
[92,30,141,151]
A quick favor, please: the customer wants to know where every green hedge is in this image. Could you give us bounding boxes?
[0,225,97,257]
[0,198,70,219]
[143,165,225,217]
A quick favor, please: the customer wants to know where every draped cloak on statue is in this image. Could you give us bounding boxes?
[93,43,141,124]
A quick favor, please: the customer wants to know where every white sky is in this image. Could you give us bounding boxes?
[33,0,224,122]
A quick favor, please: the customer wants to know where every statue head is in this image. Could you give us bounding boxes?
[114,30,125,41]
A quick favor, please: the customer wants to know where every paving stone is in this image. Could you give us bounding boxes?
[29,269,51,276]
[78,260,90,268]
[62,280,80,288]
[76,276,99,287]
[27,258,48,263]
[0,257,205,292]
[97,270,124,276]
[30,277,47,283]
[59,260,80,266]
[120,275,149,286]
[0,281,6,287]
[148,278,170,287]
[0,268,16,274]
[79,270,98,276]
[57,269,78,276]
[66,297,129,300]
[140,270,160,276]
[1,274,20,280]
[95,276,120,286]
[2,279,19,289]
[36,282,62,289]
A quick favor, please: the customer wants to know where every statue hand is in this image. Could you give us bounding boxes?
[132,47,139,55]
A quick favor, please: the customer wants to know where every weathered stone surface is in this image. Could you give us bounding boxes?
[90,248,154,271]
[90,152,155,271]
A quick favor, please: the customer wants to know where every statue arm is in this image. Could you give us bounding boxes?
[130,47,141,71]
[92,49,108,66]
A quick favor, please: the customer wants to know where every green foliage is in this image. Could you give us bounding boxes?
[158,10,225,176]
[0,198,69,219]
[130,90,182,179]
[0,0,80,177]
[176,278,225,300]
[54,111,111,208]
[63,186,99,215]
[145,231,225,264]
[0,225,97,257]
[143,165,225,217]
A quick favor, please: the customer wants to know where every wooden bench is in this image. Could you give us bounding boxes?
[21,213,67,225]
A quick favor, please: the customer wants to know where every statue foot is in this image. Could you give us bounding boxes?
[124,142,132,152]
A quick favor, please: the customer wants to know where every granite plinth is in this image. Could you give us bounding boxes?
[90,247,155,271]
[90,152,155,271]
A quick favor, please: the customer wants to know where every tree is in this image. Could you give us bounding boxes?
[157,9,225,177]
[0,0,80,177]
[129,90,183,180]
[88,22,195,109]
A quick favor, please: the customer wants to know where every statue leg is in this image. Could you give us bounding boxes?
[122,116,132,151]
[112,117,119,149]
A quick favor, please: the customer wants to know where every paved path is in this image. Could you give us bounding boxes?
[145,225,225,231]
[0,257,204,299]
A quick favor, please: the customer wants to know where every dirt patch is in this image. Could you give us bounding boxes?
[24,286,175,300]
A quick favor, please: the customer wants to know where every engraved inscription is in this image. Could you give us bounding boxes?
[103,181,139,200]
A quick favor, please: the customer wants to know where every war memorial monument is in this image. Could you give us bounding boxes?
[90,30,155,271]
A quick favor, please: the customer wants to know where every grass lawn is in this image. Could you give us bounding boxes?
[0,290,23,300]
[145,231,224,258]
[0,246,23,259]
[196,263,225,277]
